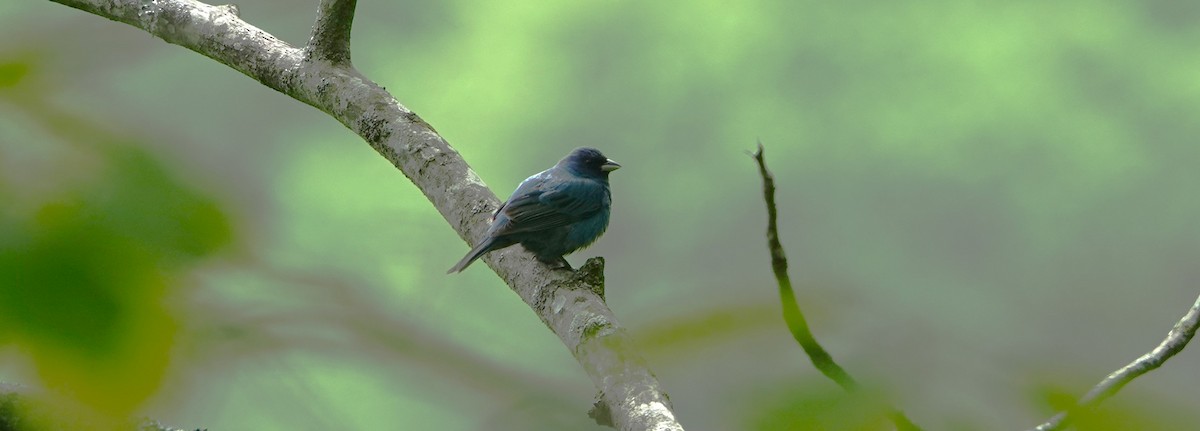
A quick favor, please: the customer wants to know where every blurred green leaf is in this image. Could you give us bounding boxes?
[0,139,232,418]
[93,145,233,262]
[0,60,29,89]
[744,385,892,431]
[635,304,780,356]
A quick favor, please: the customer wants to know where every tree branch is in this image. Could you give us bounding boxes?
[305,0,356,64]
[47,1,682,429]
[750,142,921,431]
[1029,293,1200,431]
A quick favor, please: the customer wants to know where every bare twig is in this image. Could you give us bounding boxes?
[749,142,921,431]
[46,1,681,429]
[1029,294,1200,431]
[305,0,356,64]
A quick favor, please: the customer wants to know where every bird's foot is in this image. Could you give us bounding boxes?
[535,256,573,271]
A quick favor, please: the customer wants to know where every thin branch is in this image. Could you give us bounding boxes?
[1029,293,1200,431]
[306,0,356,64]
[46,1,681,430]
[750,142,921,431]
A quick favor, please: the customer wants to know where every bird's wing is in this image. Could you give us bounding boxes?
[495,176,607,235]
[490,171,546,222]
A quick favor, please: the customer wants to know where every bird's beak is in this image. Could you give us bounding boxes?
[601,159,621,172]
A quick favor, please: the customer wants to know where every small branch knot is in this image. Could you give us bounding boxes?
[216,3,240,17]
[588,393,615,427]
[572,257,607,300]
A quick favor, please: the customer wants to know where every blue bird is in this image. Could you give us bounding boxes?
[448,147,621,273]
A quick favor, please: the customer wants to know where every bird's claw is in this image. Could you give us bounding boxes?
[538,256,572,271]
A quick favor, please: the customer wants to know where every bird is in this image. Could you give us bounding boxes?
[447,147,620,273]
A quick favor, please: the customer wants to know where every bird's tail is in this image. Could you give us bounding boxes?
[447,237,497,274]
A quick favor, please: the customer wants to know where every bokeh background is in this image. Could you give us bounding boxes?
[2,0,1199,429]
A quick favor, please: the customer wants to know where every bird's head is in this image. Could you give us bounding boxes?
[560,147,621,179]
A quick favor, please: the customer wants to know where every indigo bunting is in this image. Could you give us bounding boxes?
[448,147,620,273]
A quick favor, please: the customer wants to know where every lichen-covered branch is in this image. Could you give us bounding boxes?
[750,142,921,431]
[46,1,682,430]
[1029,294,1200,431]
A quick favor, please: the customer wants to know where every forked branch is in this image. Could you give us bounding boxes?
[46,1,682,429]
[306,0,356,64]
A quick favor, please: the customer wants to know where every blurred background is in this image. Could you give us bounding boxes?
[2,0,1199,429]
